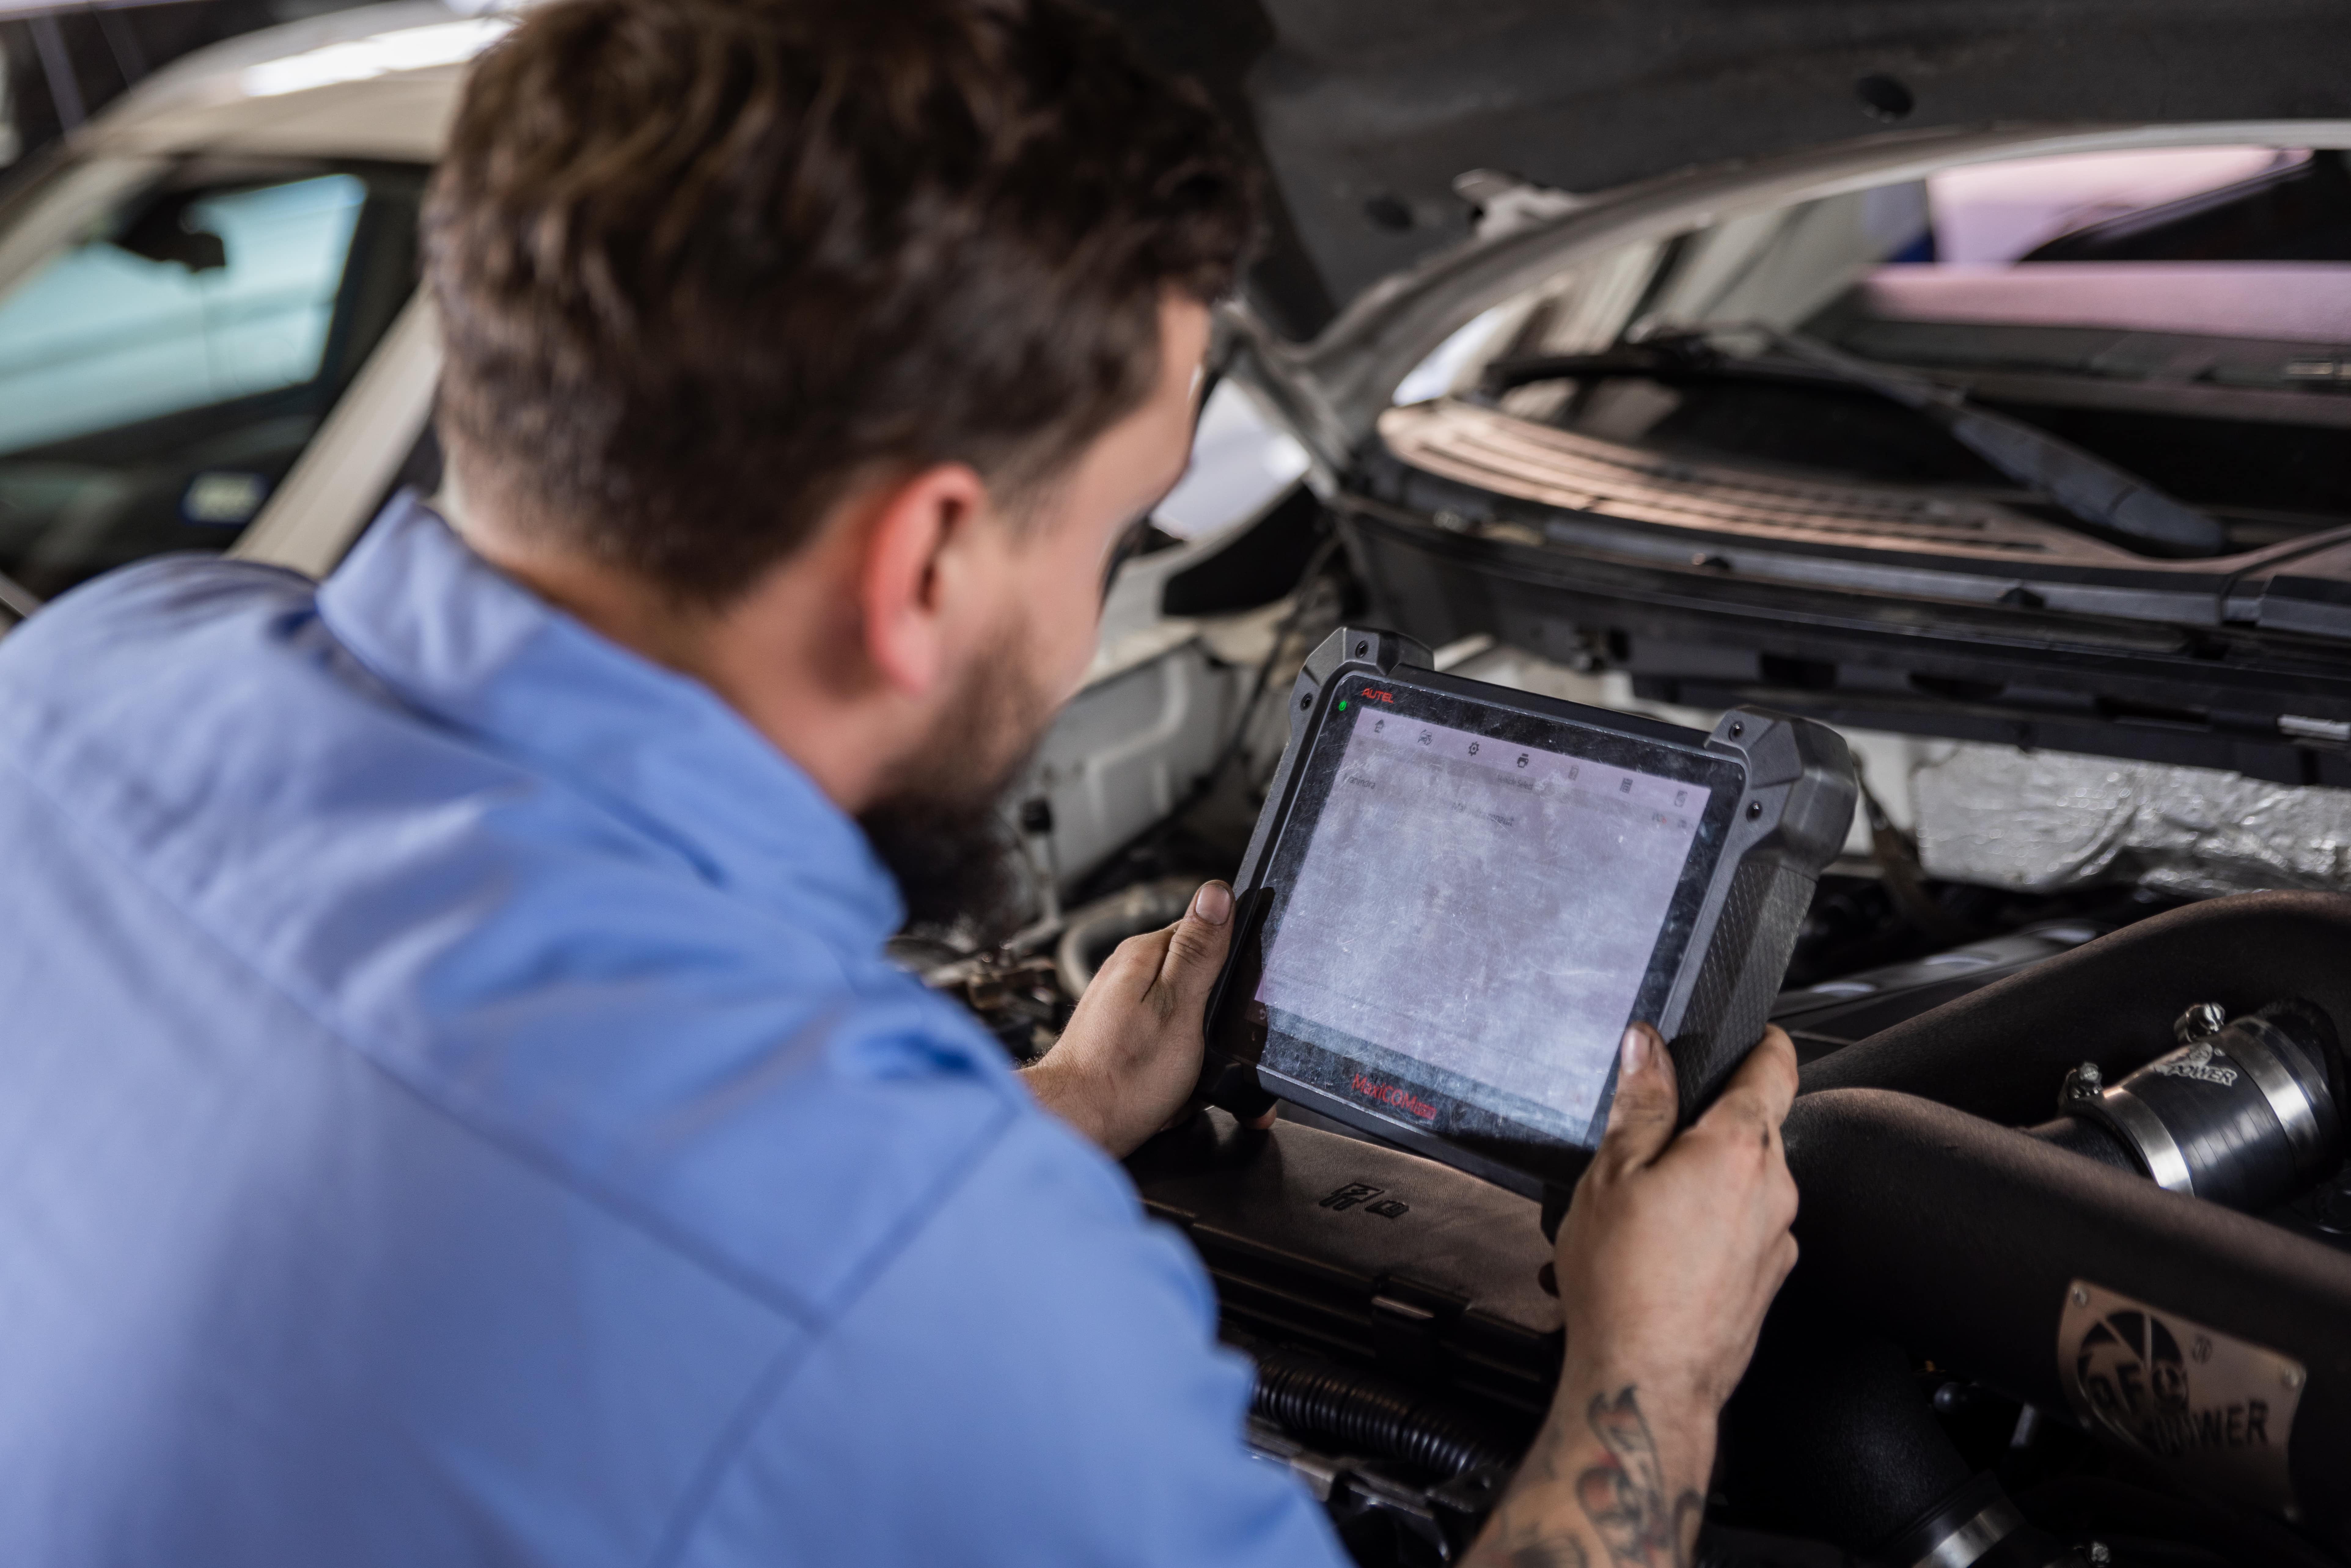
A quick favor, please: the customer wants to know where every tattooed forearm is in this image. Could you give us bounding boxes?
[1464,1383,1706,1568]
[1461,1519,1590,1568]
[1575,1388,1703,1568]
[1460,1422,1594,1568]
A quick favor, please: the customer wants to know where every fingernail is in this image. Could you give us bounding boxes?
[1193,881,1233,926]
[1621,1025,1651,1072]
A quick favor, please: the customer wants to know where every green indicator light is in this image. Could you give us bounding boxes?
[1338,699,1348,711]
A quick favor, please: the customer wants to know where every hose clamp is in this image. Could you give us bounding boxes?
[2097,1086,2195,1194]
[2226,1018,2327,1169]
[1912,1496,2025,1568]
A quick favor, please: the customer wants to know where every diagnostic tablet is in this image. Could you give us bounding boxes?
[1201,627,1856,1197]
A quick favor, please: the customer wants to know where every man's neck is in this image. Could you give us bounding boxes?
[455,511,898,815]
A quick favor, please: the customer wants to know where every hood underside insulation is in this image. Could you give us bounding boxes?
[1914,744,2351,898]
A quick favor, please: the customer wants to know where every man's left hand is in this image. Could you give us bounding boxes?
[1021,880,1246,1157]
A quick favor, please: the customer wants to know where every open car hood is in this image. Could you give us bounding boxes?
[1104,0,2351,341]
[1103,2,2351,792]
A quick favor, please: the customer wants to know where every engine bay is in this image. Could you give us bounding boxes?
[1137,901,2351,1568]
[898,132,2351,1559]
[904,535,2351,1566]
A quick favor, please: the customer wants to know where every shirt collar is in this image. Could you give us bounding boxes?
[316,492,906,947]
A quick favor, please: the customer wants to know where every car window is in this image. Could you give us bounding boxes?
[0,175,366,450]
[0,159,425,601]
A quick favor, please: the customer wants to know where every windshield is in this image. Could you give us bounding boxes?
[0,156,425,600]
[1450,145,2351,554]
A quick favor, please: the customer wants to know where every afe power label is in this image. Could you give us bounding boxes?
[2058,1280,2307,1519]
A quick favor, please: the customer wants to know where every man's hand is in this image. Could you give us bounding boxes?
[1559,1020,1802,1438]
[1466,1023,1800,1568]
[1020,880,1240,1158]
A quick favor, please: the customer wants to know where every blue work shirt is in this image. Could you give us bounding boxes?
[0,493,1346,1568]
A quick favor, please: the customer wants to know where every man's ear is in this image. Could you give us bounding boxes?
[856,462,990,698]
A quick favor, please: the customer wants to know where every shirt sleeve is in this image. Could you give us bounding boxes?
[667,1107,1352,1568]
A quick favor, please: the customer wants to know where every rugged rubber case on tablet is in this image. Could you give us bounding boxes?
[1200,626,1857,1195]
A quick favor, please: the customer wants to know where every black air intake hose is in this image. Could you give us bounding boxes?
[1724,1324,2068,1566]
[2025,998,2343,1211]
[1723,1326,1970,1546]
[1781,1087,2351,1551]
[1250,1346,1516,1478]
[1801,892,2351,1126]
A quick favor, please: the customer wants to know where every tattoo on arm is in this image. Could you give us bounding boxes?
[1465,1384,1703,1568]
[1575,1387,1705,1568]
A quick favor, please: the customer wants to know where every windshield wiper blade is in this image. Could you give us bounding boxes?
[1481,330,2228,558]
[1731,327,2227,557]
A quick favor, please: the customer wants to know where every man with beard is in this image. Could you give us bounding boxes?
[0,1,1801,1565]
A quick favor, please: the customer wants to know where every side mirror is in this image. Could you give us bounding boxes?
[112,193,228,274]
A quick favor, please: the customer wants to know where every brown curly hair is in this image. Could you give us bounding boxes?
[425,0,1255,603]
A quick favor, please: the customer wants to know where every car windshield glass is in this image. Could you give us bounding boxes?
[0,157,425,600]
[1461,145,2351,554]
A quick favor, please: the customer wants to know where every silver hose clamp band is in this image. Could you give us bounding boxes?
[2225,1020,2325,1166]
[1913,1497,2025,1568]
[2102,1086,2195,1194]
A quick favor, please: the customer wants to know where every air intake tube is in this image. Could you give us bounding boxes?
[2026,998,2343,1212]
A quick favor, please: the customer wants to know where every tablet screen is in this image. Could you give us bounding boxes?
[1221,671,1742,1165]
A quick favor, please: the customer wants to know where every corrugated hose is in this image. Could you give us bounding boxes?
[1249,1346,1517,1478]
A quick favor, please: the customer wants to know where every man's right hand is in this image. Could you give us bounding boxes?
[1465,1023,1800,1568]
[1559,1020,1802,1445]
